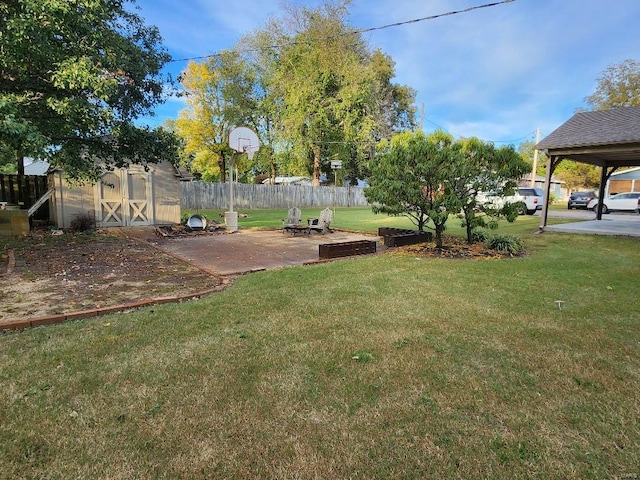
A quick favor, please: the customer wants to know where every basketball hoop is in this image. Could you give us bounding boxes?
[225,127,260,232]
[244,145,259,161]
[229,126,260,158]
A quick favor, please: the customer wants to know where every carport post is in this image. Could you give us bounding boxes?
[539,154,560,230]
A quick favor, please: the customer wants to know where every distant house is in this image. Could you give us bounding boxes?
[518,174,565,199]
[607,167,640,195]
[262,176,312,185]
[23,158,51,176]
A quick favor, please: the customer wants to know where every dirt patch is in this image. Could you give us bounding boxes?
[0,229,518,325]
[0,229,223,324]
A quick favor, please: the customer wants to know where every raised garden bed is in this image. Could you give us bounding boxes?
[378,227,433,247]
[319,240,377,259]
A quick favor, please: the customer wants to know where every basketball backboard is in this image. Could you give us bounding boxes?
[229,127,260,159]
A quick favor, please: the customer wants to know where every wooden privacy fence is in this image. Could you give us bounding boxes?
[0,174,48,208]
[181,181,370,210]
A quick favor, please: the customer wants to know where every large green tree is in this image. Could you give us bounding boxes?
[585,59,640,110]
[271,2,373,185]
[250,0,415,185]
[176,52,257,182]
[0,0,178,180]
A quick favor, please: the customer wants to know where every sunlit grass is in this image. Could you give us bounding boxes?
[1,209,639,478]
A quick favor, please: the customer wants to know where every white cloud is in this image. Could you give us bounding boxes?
[134,0,640,143]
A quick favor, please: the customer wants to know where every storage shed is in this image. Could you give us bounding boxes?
[50,161,184,229]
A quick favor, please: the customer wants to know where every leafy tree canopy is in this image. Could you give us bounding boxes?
[585,59,640,110]
[553,160,600,191]
[175,53,257,182]
[176,0,415,186]
[0,0,179,180]
[365,131,529,247]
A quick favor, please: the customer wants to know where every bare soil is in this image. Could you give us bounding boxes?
[0,229,516,325]
[0,228,223,323]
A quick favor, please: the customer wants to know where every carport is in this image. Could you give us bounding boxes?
[535,106,640,230]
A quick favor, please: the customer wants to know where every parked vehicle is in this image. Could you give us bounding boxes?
[568,191,597,209]
[587,192,640,214]
[478,187,544,215]
[514,187,544,215]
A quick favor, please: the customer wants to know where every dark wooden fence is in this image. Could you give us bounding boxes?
[181,181,370,210]
[0,174,50,219]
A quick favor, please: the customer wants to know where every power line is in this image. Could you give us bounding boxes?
[168,0,516,64]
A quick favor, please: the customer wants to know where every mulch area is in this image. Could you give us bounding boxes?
[393,235,525,259]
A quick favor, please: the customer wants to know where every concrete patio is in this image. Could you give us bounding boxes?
[544,212,640,237]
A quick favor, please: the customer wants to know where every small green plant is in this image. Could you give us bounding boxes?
[351,350,374,363]
[69,212,96,232]
[485,234,522,254]
[470,228,490,243]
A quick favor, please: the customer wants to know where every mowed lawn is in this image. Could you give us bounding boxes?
[1,211,639,479]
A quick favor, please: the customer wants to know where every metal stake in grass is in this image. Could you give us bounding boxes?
[555,300,565,310]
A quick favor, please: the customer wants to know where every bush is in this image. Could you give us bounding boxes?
[470,229,490,243]
[69,212,96,232]
[485,234,522,254]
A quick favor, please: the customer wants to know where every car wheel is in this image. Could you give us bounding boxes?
[568,205,572,210]
[526,209,536,215]
[600,204,609,214]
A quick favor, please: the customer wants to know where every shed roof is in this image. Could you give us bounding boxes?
[535,106,640,167]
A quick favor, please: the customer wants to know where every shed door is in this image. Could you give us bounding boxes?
[96,170,152,227]
[125,172,151,226]
[98,172,124,226]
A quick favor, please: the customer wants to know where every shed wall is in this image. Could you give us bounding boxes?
[51,172,95,229]
[152,162,181,224]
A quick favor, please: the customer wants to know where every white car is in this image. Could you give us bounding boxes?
[478,187,544,215]
[587,192,640,214]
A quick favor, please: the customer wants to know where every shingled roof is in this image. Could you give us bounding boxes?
[535,106,640,167]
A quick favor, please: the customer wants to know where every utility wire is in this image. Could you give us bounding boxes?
[169,0,516,64]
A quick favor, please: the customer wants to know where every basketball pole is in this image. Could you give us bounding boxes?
[227,127,259,232]
[229,151,235,214]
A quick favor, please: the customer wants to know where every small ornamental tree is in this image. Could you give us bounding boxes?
[449,138,530,243]
[365,130,460,248]
[365,131,530,247]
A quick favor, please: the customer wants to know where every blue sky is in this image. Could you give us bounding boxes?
[133,0,640,148]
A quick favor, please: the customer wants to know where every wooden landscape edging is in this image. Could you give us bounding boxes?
[318,240,377,259]
[0,280,230,332]
[378,227,433,247]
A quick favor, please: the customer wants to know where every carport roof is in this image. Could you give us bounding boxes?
[535,106,640,167]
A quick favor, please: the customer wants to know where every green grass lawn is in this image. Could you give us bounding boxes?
[1,210,639,479]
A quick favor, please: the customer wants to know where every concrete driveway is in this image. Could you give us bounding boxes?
[133,228,383,276]
[544,210,640,237]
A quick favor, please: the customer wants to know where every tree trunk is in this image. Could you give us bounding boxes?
[434,222,445,249]
[464,208,473,244]
[219,153,227,183]
[312,143,321,186]
[16,148,24,176]
[270,150,276,184]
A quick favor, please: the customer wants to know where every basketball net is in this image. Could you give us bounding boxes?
[244,145,258,161]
